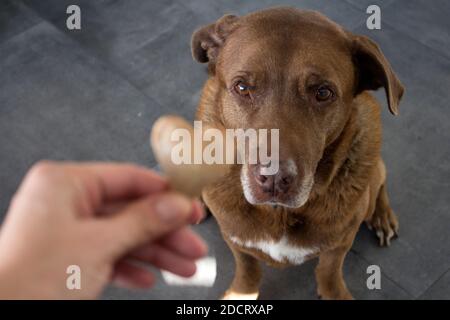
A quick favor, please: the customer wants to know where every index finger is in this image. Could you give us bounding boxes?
[65,162,169,205]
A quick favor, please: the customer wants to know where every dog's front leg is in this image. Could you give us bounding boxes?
[315,245,353,300]
[222,244,262,300]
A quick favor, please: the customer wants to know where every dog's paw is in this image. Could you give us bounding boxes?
[366,209,399,247]
[221,290,259,300]
[316,287,353,300]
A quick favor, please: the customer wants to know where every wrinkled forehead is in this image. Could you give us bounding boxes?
[218,13,352,83]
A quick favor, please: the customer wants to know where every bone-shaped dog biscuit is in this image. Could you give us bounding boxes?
[150,115,232,197]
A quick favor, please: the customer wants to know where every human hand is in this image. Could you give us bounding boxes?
[0,161,206,299]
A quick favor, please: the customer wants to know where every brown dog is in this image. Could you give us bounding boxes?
[191,7,404,300]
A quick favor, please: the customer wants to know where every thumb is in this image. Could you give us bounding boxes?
[102,192,194,259]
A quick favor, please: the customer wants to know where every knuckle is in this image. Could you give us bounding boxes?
[131,200,158,231]
[27,160,61,184]
[30,160,57,175]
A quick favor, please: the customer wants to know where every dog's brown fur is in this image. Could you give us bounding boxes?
[191,7,404,300]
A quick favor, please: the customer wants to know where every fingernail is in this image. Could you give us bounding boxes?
[198,239,209,256]
[192,200,205,224]
[155,194,191,223]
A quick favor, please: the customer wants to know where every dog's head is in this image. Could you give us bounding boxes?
[191,7,404,208]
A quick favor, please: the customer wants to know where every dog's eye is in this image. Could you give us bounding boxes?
[234,81,254,97]
[315,86,333,101]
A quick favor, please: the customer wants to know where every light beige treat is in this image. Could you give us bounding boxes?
[150,115,231,197]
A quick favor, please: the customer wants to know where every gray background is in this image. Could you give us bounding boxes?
[0,0,449,299]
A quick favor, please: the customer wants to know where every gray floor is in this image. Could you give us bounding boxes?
[0,0,449,300]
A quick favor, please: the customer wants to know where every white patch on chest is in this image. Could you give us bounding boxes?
[229,235,317,265]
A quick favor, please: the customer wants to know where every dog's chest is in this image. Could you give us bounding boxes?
[229,235,318,265]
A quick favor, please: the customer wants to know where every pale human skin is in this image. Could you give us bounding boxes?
[0,161,207,299]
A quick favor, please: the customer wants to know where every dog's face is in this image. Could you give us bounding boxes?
[192,8,403,208]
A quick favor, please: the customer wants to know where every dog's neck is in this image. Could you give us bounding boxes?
[305,94,382,216]
[312,108,359,195]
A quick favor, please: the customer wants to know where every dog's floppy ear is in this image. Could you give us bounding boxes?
[352,35,404,115]
[191,14,239,64]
